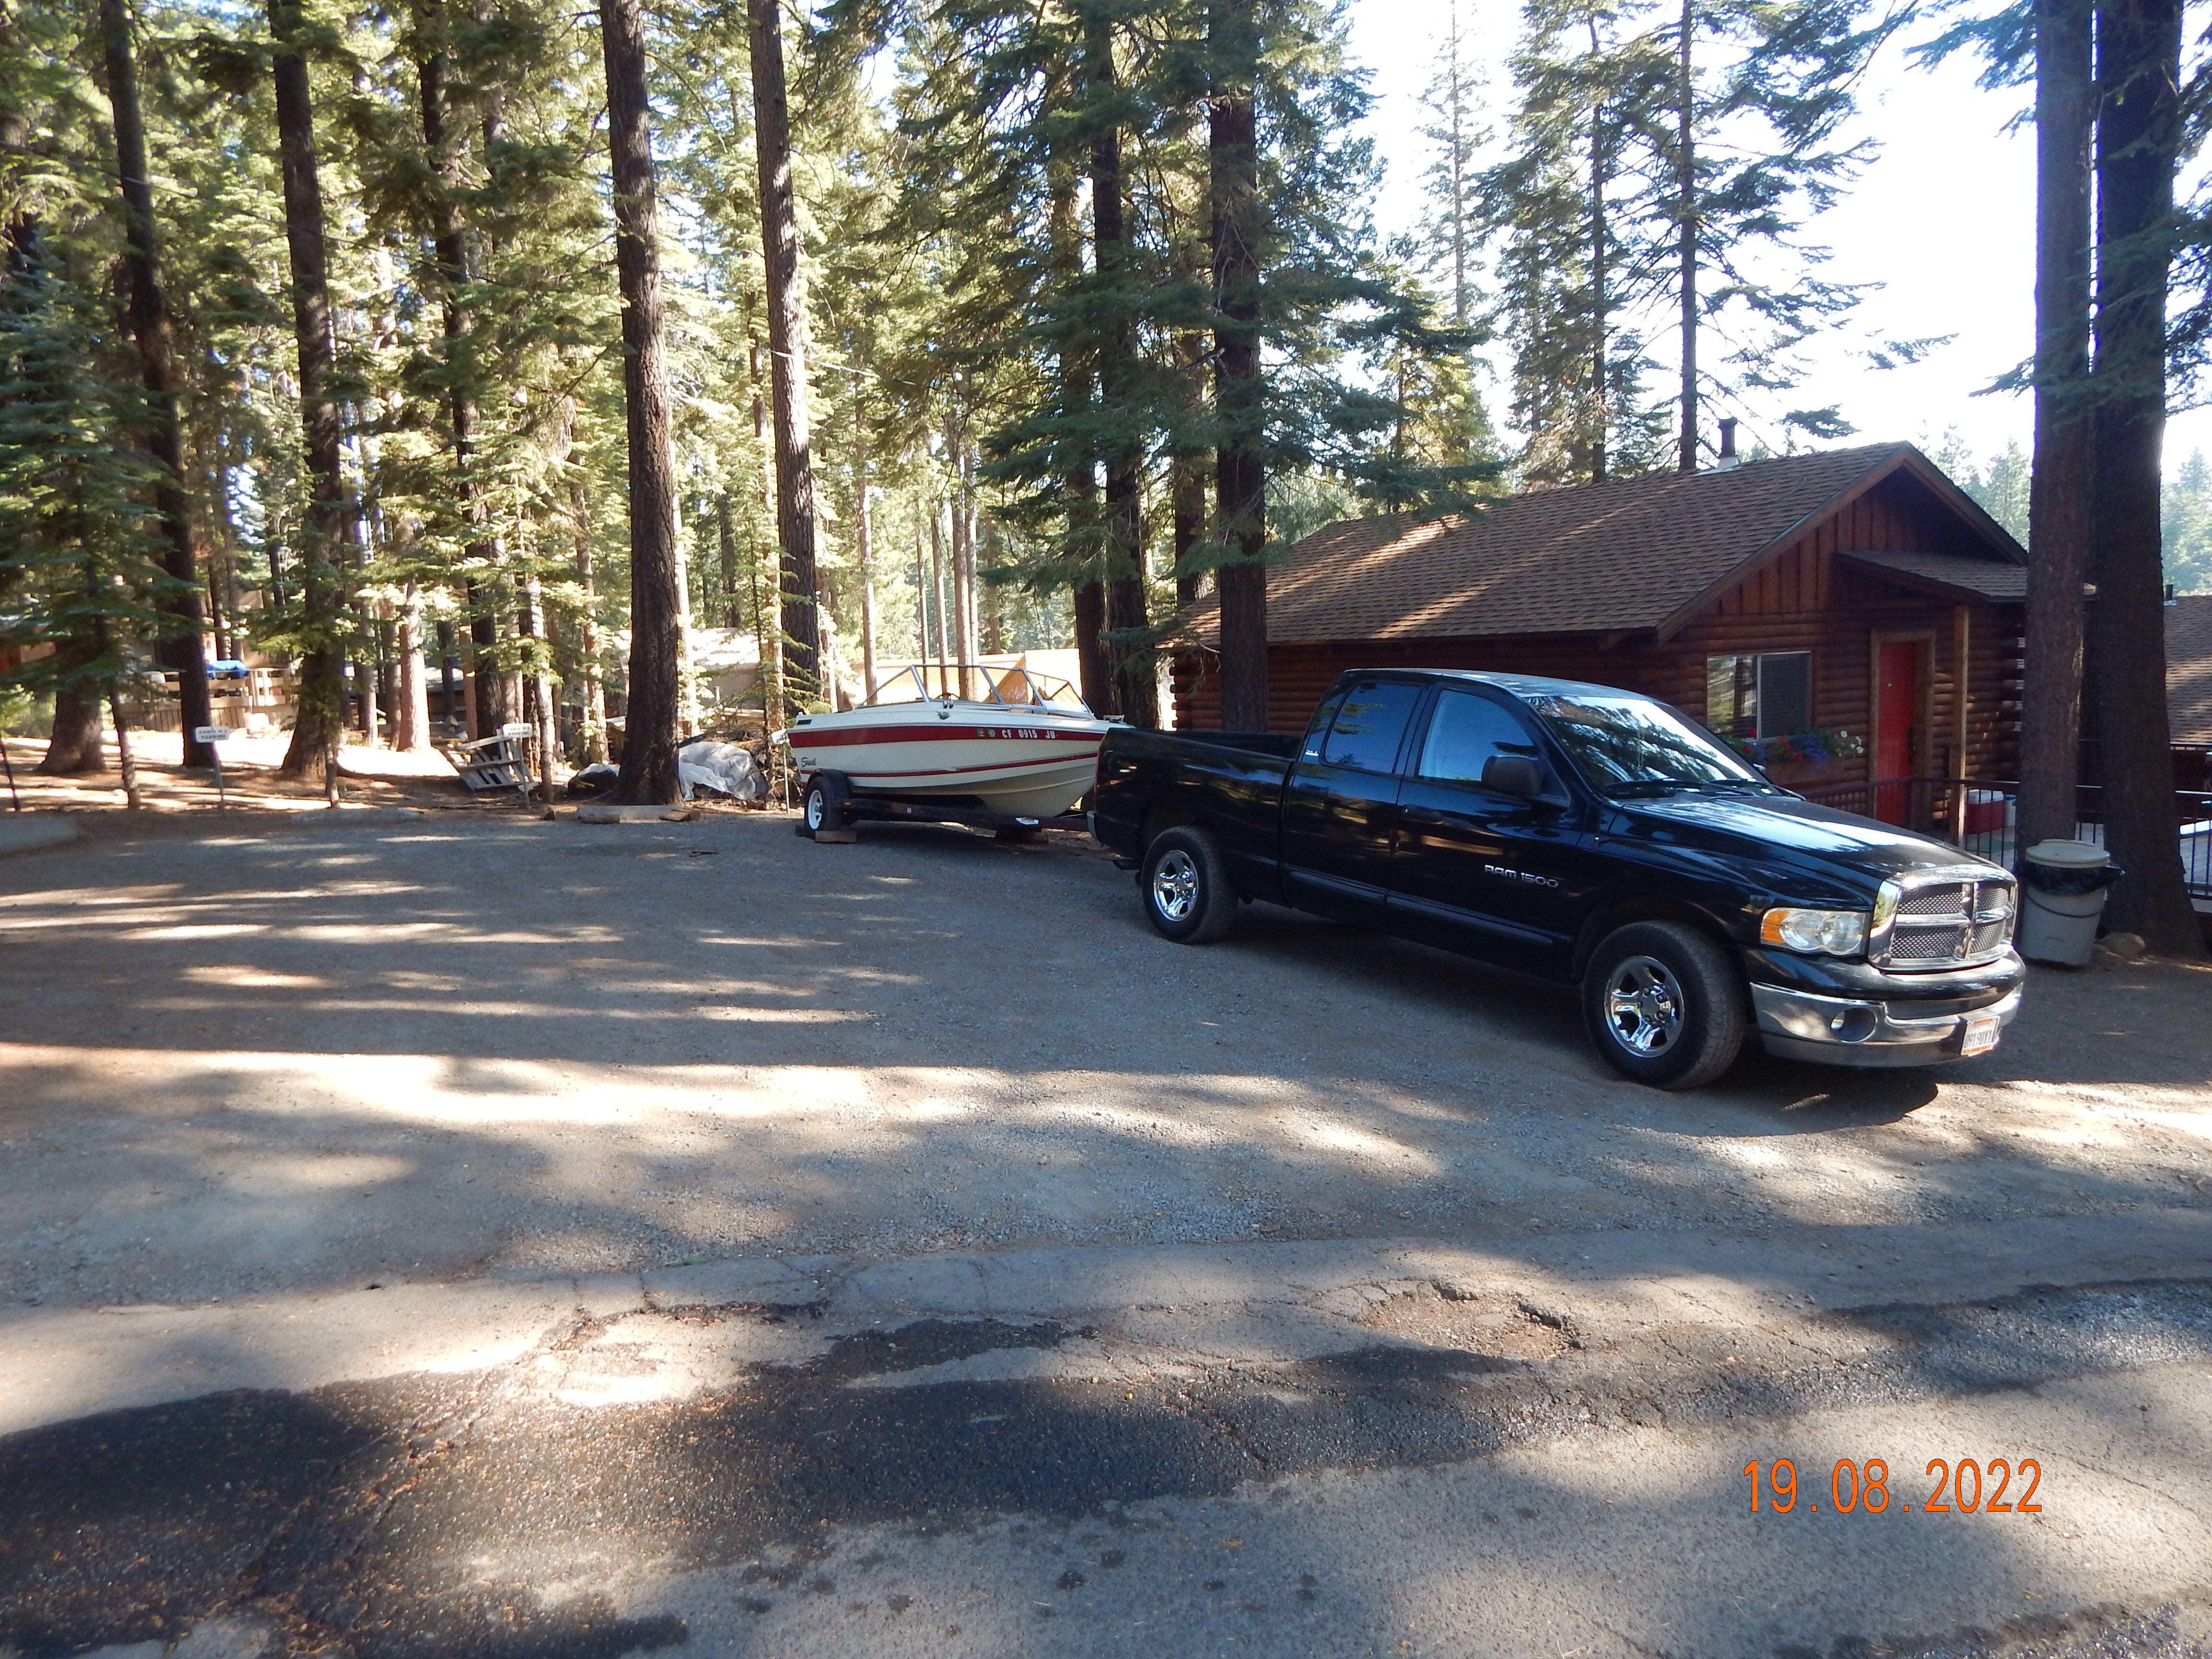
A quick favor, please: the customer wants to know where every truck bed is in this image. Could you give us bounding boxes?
[1089,727,1299,899]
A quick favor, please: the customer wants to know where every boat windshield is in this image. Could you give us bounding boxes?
[865,664,1094,713]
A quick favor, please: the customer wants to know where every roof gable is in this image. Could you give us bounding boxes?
[1180,444,2025,646]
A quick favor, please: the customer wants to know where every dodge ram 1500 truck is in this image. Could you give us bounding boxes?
[1088,669,2023,1088]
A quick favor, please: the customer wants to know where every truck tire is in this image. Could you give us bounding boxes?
[1583,921,1746,1090]
[1141,826,1238,944]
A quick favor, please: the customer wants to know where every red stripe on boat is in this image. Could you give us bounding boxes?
[817,753,1100,781]
[792,723,1098,748]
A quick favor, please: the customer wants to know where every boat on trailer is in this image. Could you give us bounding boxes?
[783,662,1112,830]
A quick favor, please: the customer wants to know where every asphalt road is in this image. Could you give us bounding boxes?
[2,808,2209,1658]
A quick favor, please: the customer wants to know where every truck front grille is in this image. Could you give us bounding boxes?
[1877,877,2015,969]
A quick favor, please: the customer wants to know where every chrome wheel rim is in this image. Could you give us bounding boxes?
[1152,849,1199,922]
[805,789,826,830]
[1603,955,1684,1056]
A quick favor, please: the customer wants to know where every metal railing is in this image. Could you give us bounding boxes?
[1798,776,2212,899]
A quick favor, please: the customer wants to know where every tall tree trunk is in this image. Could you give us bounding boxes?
[748,0,819,713]
[1445,1,1470,326]
[599,0,682,801]
[518,565,558,789]
[929,500,950,680]
[2019,0,2094,849]
[1210,0,1267,731]
[1587,36,1609,486]
[108,691,142,810]
[716,494,740,629]
[99,0,214,767]
[415,27,506,739]
[570,477,608,763]
[39,678,105,775]
[393,581,432,751]
[1089,13,1155,728]
[1172,444,1208,610]
[269,0,354,783]
[951,422,979,696]
[854,394,877,697]
[2088,0,2200,953]
[1674,0,1699,473]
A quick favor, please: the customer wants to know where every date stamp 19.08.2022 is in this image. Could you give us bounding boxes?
[1745,1458,2045,1515]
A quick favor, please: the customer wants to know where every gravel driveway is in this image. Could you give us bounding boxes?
[4,808,2211,1659]
[0,808,2207,1307]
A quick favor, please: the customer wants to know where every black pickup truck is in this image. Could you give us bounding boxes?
[1089,669,2023,1088]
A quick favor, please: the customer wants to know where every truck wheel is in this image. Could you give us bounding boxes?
[1583,921,1746,1090]
[1141,826,1238,944]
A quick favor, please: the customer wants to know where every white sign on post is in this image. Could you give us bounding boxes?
[193,726,232,812]
[500,723,537,799]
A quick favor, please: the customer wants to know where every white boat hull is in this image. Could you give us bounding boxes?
[789,711,1107,818]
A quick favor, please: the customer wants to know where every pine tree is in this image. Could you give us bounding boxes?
[266,0,355,786]
[1487,0,1895,477]
[1483,0,1671,483]
[0,240,183,775]
[600,0,683,800]
[2164,450,2212,592]
[2088,0,2197,952]
[97,0,215,764]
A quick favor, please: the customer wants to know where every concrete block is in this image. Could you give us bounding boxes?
[168,1612,280,1659]
[570,1273,648,1319]
[574,803,698,823]
[642,1257,829,1310]
[0,813,79,856]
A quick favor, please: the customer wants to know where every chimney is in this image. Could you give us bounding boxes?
[1713,418,1741,472]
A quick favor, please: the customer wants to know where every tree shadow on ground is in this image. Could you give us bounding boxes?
[0,814,2202,1311]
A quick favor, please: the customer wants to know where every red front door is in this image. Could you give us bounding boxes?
[1875,641,1921,824]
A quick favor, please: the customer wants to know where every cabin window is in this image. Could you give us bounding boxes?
[1706,651,1812,738]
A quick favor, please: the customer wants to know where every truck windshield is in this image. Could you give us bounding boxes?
[1520,692,1776,797]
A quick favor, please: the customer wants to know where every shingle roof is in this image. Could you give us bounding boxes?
[2170,596,2212,745]
[1839,548,2029,601]
[1179,443,2022,645]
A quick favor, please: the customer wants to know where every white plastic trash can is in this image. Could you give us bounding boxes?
[2017,838,2122,966]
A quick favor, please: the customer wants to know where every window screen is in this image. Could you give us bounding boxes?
[1705,651,1812,739]
[1320,680,1424,773]
[1418,691,1547,787]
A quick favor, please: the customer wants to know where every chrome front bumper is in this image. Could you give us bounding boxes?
[1750,983,2023,1068]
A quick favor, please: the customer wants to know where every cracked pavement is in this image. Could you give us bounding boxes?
[3,810,2211,1657]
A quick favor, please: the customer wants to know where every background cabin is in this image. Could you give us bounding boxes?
[1171,443,2025,825]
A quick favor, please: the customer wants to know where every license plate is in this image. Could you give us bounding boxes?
[1961,1013,2000,1056]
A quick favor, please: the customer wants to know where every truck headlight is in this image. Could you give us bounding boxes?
[1760,906,1869,956]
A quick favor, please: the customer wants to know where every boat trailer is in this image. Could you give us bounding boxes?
[794,768,1086,844]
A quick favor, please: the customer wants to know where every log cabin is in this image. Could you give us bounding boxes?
[1170,443,2026,822]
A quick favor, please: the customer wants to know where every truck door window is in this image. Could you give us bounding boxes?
[1299,694,1345,761]
[1321,680,1423,773]
[1418,690,1551,789]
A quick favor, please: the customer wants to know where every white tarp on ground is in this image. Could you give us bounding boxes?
[678,741,764,802]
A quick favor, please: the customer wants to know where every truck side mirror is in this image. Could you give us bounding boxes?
[1482,754,1542,797]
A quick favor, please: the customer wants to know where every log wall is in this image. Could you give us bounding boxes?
[1170,475,2024,786]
